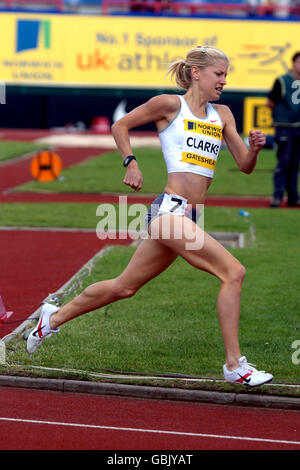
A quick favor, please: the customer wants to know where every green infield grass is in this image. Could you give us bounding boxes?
[15,147,281,197]
[0,140,47,163]
[5,206,300,388]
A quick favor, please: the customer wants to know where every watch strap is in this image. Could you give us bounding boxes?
[123,155,136,167]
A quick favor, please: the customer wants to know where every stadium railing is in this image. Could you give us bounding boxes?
[101,0,300,17]
[2,0,63,9]
[1,0,299,17]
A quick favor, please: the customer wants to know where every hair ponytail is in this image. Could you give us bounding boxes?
[168,60,191,90]
[167,46,229,90]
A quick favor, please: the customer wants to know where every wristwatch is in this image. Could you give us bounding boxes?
[123,155,136,167]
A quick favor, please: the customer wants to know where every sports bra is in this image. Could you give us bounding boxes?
[159,95,223,178]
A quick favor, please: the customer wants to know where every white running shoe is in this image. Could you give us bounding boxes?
[27,303,59,356]
[223,356,273,387]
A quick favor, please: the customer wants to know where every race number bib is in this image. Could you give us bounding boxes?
[158,193,188,216]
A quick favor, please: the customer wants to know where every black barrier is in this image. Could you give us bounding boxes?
[0,85,266,134]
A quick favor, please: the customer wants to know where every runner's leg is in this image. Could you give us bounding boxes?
[50,238,177,329]
[149,214,246,371]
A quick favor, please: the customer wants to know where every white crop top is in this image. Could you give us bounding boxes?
[159,95,223,178]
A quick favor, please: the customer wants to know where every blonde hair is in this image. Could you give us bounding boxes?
[168,46,229,90]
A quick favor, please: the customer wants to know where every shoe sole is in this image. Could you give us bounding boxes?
[26,304,50,355]
[26,332,42,356]
[26,304,59,356]
[236,376,273,387]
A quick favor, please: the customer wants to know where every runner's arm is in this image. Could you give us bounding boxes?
[220,105,266,174]
[111,95,178,191]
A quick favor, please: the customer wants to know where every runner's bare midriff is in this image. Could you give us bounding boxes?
[165,172,212,206]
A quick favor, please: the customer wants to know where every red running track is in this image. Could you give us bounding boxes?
[0,137,131,339]
[0,146,109,198]
[0,230,131,339]
[0,386,300,450]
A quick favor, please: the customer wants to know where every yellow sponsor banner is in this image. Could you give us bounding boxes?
[243,97,274,135]
[0,12,299,89]
[182,152,216,170]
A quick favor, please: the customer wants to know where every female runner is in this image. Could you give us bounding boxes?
[27,46,273,386]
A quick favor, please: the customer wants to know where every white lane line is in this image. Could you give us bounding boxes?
[0,416,299,446]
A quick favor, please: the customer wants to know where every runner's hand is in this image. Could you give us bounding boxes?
[123,164,143,192]
[248,130,266,153]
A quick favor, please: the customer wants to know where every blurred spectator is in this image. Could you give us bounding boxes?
[130,0,147,12]
[274,0,290,17]
[267,52,300,207]
[129,0,172,13]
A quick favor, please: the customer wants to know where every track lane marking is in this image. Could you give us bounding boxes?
[1,416,299,446]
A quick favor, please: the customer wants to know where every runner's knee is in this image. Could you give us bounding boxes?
[113,277,138,300]
[225,262,246,285]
